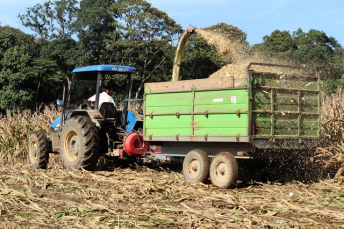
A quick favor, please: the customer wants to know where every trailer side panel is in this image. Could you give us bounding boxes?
[144,78,250,142]
[250,72,320,140]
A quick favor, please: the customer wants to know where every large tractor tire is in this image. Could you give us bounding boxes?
[59,116,99,171]
[209,152,238,189]
[28,131,49,169]
[183,149,210,183]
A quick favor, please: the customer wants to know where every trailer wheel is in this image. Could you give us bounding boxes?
[28,131,49,169]
[183,149,210,183]
[210,152,238,188]
[59,116,99,171]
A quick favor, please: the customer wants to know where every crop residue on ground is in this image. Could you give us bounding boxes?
[0,159,343,228]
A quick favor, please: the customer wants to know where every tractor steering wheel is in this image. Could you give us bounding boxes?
[86,101,94,109]
[78,102,93,110]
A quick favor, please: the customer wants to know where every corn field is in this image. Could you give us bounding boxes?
[0,105,59,163]
[316,89,344,178]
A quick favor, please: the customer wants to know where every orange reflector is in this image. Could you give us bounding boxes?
[237,151,246,156]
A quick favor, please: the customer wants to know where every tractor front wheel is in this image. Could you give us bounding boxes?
[28,131,49,169]
[59,116,99,171]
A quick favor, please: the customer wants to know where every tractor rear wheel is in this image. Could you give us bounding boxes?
[209,152,238,189]
[183,149,210,183]
[28,131,49,169]
[59,116,99,171]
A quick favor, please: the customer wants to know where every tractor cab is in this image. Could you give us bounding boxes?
[57,65,136,129]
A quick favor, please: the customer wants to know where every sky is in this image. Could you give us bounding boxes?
[1,0,344,46]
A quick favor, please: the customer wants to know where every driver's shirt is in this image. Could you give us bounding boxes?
[88,92,116,109]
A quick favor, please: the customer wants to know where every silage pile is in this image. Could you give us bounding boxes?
[194,29,305,78]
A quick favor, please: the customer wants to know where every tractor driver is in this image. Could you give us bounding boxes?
[87,86,116,109]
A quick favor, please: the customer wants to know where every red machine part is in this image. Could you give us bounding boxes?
[123,132,149,156]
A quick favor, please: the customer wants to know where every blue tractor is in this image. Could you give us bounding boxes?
[28,65,148,170]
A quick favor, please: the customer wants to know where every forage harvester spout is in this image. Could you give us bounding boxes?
[171,27,195,81]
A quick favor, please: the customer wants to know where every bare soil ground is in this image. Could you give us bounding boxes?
[1,156,343,229]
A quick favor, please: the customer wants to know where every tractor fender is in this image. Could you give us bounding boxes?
[70,110,103,127]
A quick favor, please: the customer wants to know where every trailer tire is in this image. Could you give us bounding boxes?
[183,149,210,183]
[59,116,99,171]
[210,152,238,189]
[28,131,49,169]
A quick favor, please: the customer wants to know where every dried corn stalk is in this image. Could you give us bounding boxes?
[315,89,344,178]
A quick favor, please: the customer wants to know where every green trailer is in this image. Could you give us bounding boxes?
[143,63,321,188]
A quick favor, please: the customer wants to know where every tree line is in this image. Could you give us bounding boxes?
[0,0,343,111]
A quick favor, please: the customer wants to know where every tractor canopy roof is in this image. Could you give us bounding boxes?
[72,65,136,80]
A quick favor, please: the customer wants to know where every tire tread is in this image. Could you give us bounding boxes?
[59,116,99,171]
[209,152,238,189]
[28,131,49,169]
[183,149,210,183]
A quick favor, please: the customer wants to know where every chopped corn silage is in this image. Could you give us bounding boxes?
[194,28,306,78]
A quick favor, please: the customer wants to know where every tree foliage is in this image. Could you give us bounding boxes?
[253,28,344,93]
[74,0,183,99]
[18,0,78,40]
[180,34,226,80]
[5,0,342,112]
[0,26,61,110]
[0,26,36,110]
[204,23,249,45]
[30,58,60,105]
[39,37,79,76]
[292,29,342,79]
[75,0,117,65]
[19,0,80,95]
[255,30,297,58]
[107,0,182,99]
